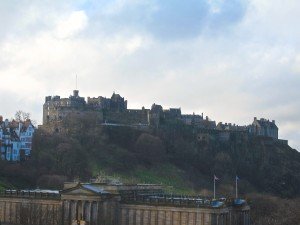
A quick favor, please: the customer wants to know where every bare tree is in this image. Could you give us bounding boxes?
[15,110,31,122]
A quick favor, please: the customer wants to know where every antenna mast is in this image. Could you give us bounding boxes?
[76,74,78,90]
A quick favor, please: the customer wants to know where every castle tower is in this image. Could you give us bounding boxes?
[73,90,79,97]
[42,90,86,132]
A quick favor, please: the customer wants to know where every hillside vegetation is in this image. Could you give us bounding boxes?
[0,114,300,224]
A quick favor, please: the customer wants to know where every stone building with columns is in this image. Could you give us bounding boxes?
[0,182,250,225]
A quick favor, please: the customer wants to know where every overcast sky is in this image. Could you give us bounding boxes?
[0,0,300,150]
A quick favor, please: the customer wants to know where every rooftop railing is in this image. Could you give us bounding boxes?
[121,193,240,208]
[0,189,61,200]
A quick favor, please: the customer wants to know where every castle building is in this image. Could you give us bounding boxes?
[181,113,203,126]
[0,117,35,161]
[42,90,285,144]
[43,90,86,126]
[42,90,217,133]
[249,117,278,139]
[87,92,127,112]
[216,123,248,132]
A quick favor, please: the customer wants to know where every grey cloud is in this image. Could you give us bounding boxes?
[0,0,86,41]
[0,90,39,120]
[85,0,249,40]
[0,1,23,39]
[0,0,300,151]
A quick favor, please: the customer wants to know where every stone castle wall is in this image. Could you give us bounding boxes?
[103,110,149,125]
[41,90,284,143]
[42,108,104,133]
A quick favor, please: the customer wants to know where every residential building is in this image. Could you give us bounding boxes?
[0,117,35,161]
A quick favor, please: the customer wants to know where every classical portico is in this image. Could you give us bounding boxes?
[61,183,120,225]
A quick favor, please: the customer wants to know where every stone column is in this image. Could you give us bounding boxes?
[81,201,85,221]
[143,210,149,225]
[52,205,55,225]
[95,201,100,225]
[140,209,144,225]
[70,200,77,223]
[73,201,78,221]
[66,200,71,225]
[150,210,157,225]
[204,213,211,225]
[87,201,92,223]
[9,201,12,224]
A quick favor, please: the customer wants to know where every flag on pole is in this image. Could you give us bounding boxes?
[235,175,239,199]
[213,175,219,199]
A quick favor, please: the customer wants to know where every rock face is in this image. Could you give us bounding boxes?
[0,183,250,225]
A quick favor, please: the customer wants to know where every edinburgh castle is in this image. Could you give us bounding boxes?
[41,90,286,144]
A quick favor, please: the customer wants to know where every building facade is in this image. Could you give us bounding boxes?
[249,117,278,139]
[41,90,285,144]
[0,117,35,161]
[42,90,216,133]
[0,182,250,225]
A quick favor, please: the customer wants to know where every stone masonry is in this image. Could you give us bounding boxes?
[41,90,284,144]
[0,182,250,225]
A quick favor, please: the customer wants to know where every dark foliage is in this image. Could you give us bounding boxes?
[248,193,300,225]
[1,118,300,197]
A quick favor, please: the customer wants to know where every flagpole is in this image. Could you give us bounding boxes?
[213,176,216,199]
[235,176,238,199]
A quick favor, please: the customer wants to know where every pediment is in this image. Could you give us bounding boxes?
[61,184,110,197]
[62,187,98,196]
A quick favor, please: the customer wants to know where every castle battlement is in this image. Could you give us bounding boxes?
[41,90,282,143]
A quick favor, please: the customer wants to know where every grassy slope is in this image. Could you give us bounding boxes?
[90,161,195,194]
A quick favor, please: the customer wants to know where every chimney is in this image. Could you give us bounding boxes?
[254,117,257,121]
[17,122,22,136]
[272,120,275,124]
